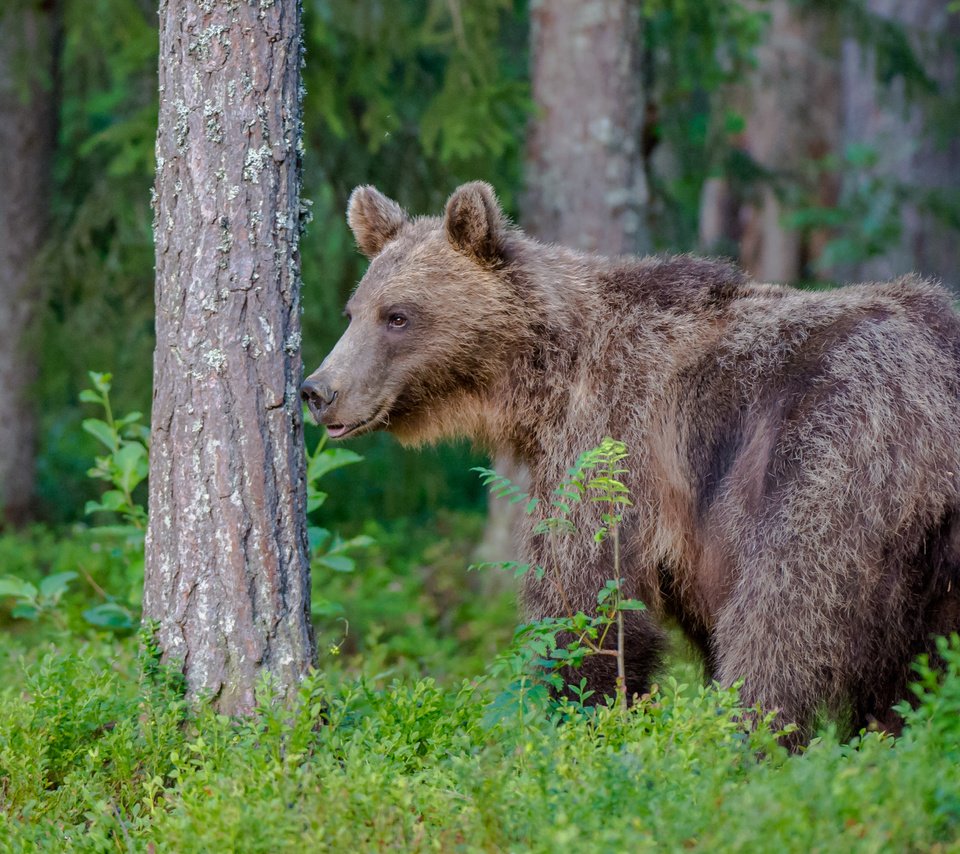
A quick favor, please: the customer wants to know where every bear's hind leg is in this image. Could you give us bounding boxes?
[852,512,960,737]
[711,585,839,745]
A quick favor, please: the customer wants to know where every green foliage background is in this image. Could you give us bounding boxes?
[34,0,960,525]
[2,2,958,846]
[35,0,534,524]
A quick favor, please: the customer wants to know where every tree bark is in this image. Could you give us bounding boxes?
[479,0,651,563]
[145,0,314,713]
[0,0,59,526]
[699,0,842,282]
[524,0,651,255]
[840,0,960,291]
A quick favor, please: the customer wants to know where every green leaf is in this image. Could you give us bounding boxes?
[82,418,118,452]
[85,525,145,541]
[619,599,647,611]
[311,597,345,618]
[126,424,151,444]
[83,603,135,630]
[39,572,78,600]
[723,109,746,135]
[307,490,328,513]
[328,534,374,553]
[115,442,148,493]
[469,560,505,573]
[10,603,39,621]
[88,371,112,394]
[308,447,363,482]
[0,576,38,600]
[86,490,127,516]
[469,561,534,578]
[317,554,355,573]
[597,584,617,605]
[308,526,332,552]
[79,389,102,404]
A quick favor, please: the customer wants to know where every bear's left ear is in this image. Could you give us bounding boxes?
[444,181,507,265]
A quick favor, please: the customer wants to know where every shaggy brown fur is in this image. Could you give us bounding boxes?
[303,181,960,739]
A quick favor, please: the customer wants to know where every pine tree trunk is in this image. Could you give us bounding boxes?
[479,0,651,562]
[840,0,960,291]
[524,0,651,255]
[0,1,58,526]
[145,0,314,713]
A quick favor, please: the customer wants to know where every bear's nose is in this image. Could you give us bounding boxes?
[301,377,337,410]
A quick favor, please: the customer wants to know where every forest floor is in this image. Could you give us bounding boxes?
[0,516,958,852]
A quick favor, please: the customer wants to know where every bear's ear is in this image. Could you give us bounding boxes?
[444,181,507,264]
[347,186,408,258]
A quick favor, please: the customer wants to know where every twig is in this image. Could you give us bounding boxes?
[78,564,109,599]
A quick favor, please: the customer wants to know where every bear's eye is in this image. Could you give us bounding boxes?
[387,312,408,329]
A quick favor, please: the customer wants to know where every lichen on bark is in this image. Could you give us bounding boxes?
[145,0,314,713]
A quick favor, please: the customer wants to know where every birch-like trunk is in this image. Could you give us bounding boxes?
[145,0,314,713]
[840,0,960,291]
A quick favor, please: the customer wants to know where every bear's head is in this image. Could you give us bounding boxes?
[302,181,521,446]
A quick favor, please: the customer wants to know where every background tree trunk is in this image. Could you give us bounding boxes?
[699,0,842,282]
[478,0,651,562]
[524,0,651,255]
[0,0,59,526]
[840,0,960,291]
[700,1,959,290]
[145,0,314,713]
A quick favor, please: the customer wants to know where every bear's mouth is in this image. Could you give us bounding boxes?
[324,406,388,440]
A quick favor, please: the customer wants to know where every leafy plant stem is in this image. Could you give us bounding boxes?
[614,526,626,714]
[547,531,575,621]
[101,389,117,451]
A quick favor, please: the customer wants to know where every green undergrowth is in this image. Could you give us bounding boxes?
[1,394,958,851]
[0,631,958,851]
[0,510,958,851]
[0,509,515,689]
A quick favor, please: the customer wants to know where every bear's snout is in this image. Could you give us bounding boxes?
[300,376,337,416]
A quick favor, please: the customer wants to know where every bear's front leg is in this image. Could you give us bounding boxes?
[552,610,667,706]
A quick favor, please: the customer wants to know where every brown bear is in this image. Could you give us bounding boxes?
[302,180,960,739]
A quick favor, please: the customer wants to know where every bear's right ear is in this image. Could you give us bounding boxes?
[444,181,507,265]
[347,186,408,258]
